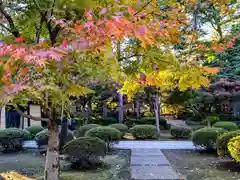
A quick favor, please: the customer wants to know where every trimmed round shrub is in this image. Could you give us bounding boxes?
[102,117,118,126]
[34,129,48,146]
[133,117,168,129]
[35,129,74,146]
[213,121,238,131]
[62,137,107,169]
[130,125,158,139]
[76,124,101,137]
[0,128,30,151]
[170,126,192,139]
[216,130,240,156]
[108,123,128,137]
[85,127,121,148]
[25,125,44,138]
[192,127,227,149]
[22,129,31,140]
[0,128,27,139]
[228,136,240,162]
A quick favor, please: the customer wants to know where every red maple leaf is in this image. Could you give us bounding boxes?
[15,37,24,42]
[128,7,135,15]
[62,40,67,48]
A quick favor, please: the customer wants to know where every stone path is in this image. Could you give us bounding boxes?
[114,141,203,180]
[114,140,201,150]
[131,148,182,180]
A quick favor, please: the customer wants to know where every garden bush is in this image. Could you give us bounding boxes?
[216,130,240,156]
[170,126,192,139]
[203,115,219,126]
[0,128,30,140]
[25,125,44,138]
[228,136,240,162]
[35,129,74,146]
[22,129,31,140]
[0,128,31,151]
[192,127,227,149]
[108,123,128,137]
[85,126,121,148]
[102,117,118,125]
[130,125,158,139]
[62,137,107,169]
[76,124,101,137]
[213,121,238,131]
[133,117,168,129]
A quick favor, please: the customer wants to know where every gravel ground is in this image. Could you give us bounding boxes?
[0,149,130,180]
[162,149,240,180]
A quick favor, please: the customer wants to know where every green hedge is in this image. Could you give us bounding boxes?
[108,124,128,137]
[76,124,101,137]
[85,126,121,148]
[25,125,44,138]
[62,137,106,169]
[170,126,191,139]
[130,125,158,139]
[192,127,227,149]
[213,121,238,131]
[228,136,240,162]
[216,130,240,156]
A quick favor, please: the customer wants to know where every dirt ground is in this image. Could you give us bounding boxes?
[162,149,240,180]
[0,149,130,180]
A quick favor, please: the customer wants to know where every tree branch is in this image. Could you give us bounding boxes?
[0,1,20,37]
[15,106,49,122]
[134,0,153,16]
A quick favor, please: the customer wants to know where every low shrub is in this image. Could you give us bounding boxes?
[216,130,240,156]
[108,124,128,137]
[0,172,33,180]
[213,121,238,131]
[22,129,31,140]
[132,117,168,129]
[228,136,240,162]
[34,129,48,146]
[76,124,101,137]
[0,128,30,151]
[102,117,118,126]
[25,125,44,138]
[192,127,227,149]
[203,115,219,126]
[85,126,121,148]
[35,129,73,146]
[62,137,107,169]
[130,125,158,139]
[170,126,191,139]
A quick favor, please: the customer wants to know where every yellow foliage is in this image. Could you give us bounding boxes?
[0,172,33,180]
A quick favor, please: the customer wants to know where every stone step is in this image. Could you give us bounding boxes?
[131,156,170,166]
[131,166,182,180]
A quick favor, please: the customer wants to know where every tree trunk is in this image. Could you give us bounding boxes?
[103,101,108,119]
[44,108,59,180]
[118,92,124,123]
[59,117,68,154]
[136,99,140,120]
[154,93,160,136]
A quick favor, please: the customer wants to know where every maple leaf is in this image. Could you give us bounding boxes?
[15,37,24,42]
[62,40,67,49]
[128,7,135,15]
[226,41,234,48]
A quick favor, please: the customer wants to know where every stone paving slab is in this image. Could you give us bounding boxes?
[131,166,181,180]
[131,156,170,166]
[131,149,165,156]
[114,140,203,150]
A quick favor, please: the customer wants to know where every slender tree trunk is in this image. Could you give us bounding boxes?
[136,98,140,120]
[154,92,160,136]
[103,101,108,119]
[118,93,124,123]
[44,108,59,180]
